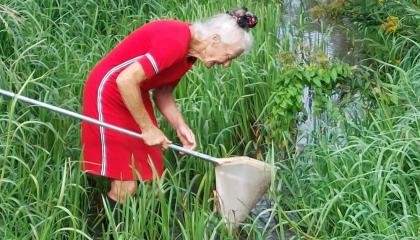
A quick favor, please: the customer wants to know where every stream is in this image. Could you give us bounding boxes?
[251,0,364,239]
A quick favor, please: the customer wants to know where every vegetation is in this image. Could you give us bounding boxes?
[0,0,281,239]
[0,0,419,239]
[275,0,420,238]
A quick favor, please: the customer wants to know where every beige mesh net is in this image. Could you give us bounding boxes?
[213,156,273,227]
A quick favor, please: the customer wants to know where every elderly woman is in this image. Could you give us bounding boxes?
[81,7,257,211]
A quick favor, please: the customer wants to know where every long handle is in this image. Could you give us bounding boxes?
[0,89,219,164]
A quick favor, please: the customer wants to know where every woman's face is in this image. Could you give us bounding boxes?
[201,34,244,68]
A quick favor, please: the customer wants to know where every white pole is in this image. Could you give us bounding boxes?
[0,89,219,164]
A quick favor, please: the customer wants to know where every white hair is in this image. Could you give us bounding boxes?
[191,14,254,52]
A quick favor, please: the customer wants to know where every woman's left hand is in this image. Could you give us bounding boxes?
[176,124,196,151]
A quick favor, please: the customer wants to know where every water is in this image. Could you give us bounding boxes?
[279,0,364,152]
[252,0,364,239]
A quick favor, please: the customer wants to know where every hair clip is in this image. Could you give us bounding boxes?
[246,15,258,28]
[227,8,258,29]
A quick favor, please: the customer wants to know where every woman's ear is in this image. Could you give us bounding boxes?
[211,34,221,44]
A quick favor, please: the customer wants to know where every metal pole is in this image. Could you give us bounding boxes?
[0,89,219,164]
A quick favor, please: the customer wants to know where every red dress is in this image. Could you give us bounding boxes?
[81,20,194,180]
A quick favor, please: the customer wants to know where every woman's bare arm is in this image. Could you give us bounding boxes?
[154,86,196,150]
[116,62,171,148]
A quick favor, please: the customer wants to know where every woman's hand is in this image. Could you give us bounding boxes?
[142,126,172,149]
[176,124,196,151]
[153,86,196,152]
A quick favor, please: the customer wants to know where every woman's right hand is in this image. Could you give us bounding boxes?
[141,126,172,149]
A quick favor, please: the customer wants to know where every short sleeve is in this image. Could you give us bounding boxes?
[137,39,185,79]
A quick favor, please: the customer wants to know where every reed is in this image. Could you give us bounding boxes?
[1,0,419,239]
[1,0,282,239]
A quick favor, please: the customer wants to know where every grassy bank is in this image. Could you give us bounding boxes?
[1,0,419,239]
[276,0,419,239]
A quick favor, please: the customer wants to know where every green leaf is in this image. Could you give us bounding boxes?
[289,87,297,95]
[313,76,322,87]
[303,71,311,83]
[331,67,338,81]
[336,64,343,75]
[284,77,290,85]
[317,68,325,76]
[324,74,331,84]
[390,92,399,105]
[295,71,303,80]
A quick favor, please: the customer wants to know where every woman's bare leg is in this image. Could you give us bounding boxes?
[107,180,137,204]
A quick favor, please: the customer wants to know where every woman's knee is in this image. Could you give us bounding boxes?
[123,181,137,195]
[108,180,137,203]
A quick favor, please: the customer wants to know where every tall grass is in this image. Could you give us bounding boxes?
[1,0,419,239]
[1,0,282,239]
[278,62,420,238]
[273,0,420,239]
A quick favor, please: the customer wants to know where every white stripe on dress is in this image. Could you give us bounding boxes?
[97,55,144,176]
[145,53,159,74]
[97,52,160,176]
